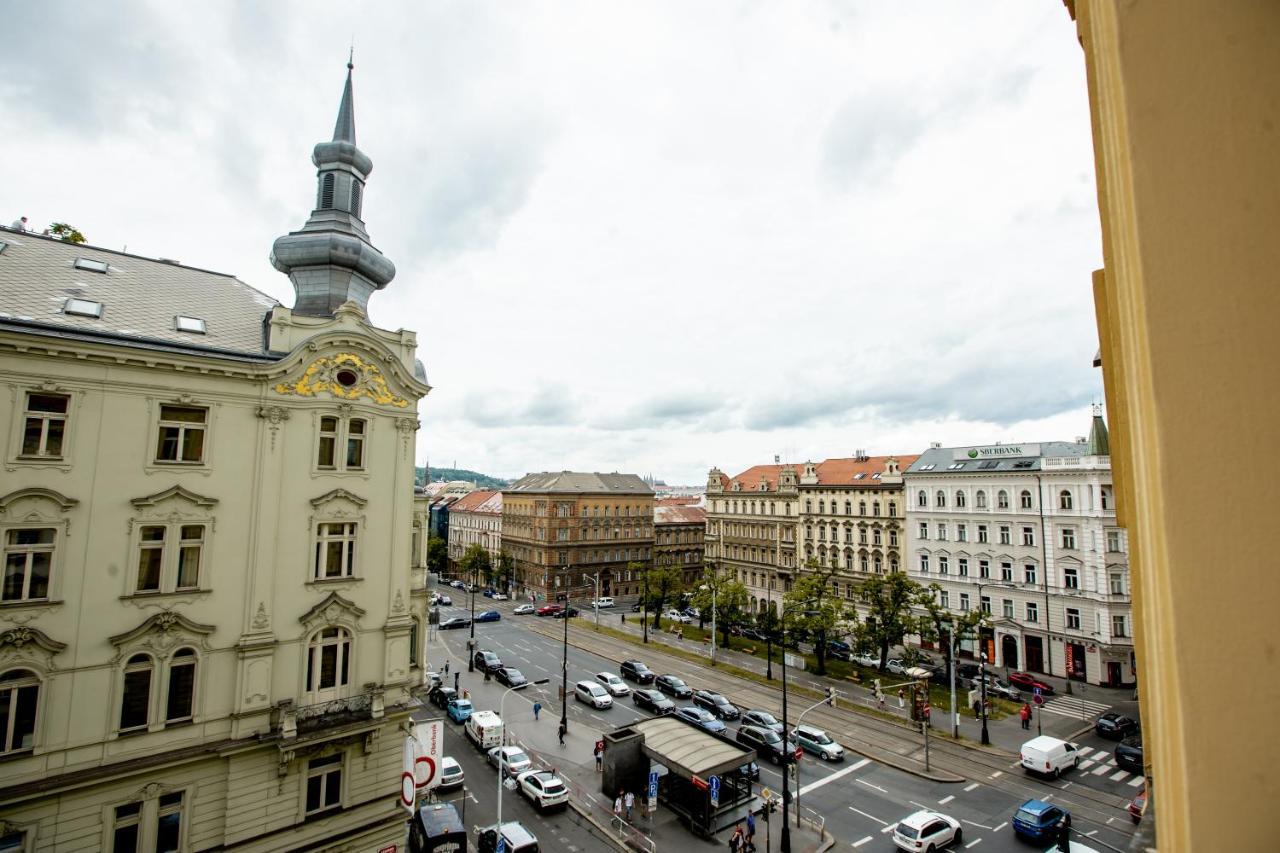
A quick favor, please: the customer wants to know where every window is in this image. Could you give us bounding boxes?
[1066,608,1081,630]
[21,392,69,457]
[155,405,206,464]
[936,490,946,508]
[979,559,990,579]
[1059,490,1074,510]
[1025,602,1039,622]
[888,529,897,546]
[958,558,968,577]
[136,527,164,592]
[307,628,352,693]
[844,501,851,515]
[940,523,950,541]
[156,792,184,853]
[1001,562,1013,582]
[1101,487,1113,510]
[1061,528,1077,549]
[939,590,949,608]
[955,490,966,508]
[959,593,970,612]
[938,556,949,575]
[315,522,357,579]
[977,524,988,544]
[1064,567,1079,590]
[919,555,929,573]
[3,528,54,601]
[999,525,1011,545]
[957,523,967,542]
[1020,490,1033,509]
[317,416,366,471]
[918,523,928,540]
[0,669,38,754]
[1021,526,1035,546]
[165,649,196,724]
[120,654,153,732]
[1109,573,1124,595]
[64,296,104,317]
[1112,615,1128,637]
[1106,530,1122,553]
[174,316,206,334]
[1025,564,1038,584]
[1002,598,1014,619]
[997,490,1009,509]
[917,490,927,507]
[858,500,866,516]
[556,528,569,541]
[981,596,991,615]
[975,490,987,509]
[306,753,343,816]
[113,802,142,852]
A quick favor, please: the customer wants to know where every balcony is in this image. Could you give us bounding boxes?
[274,684,386,740]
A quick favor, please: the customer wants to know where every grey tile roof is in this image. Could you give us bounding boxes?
[0,227,279,358]
[905,441,1088,474]
[508,472,654,495]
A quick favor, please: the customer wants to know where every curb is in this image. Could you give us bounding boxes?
[568,801,630,852]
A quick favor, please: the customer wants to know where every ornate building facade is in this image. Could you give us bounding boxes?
[446,490,503,574]
[651,503,705,592]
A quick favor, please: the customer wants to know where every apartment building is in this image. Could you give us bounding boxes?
[652,503,706,592]
[446,490,503,572]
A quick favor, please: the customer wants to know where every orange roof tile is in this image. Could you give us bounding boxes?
[812,455,920,486]
[449,489,500,513]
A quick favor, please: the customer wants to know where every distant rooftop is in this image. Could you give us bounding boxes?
[508,471,653,495]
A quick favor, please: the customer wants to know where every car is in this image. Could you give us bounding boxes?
[654,674,693,699]
[692,690,740,720]
[892,809,963,852]
[736,760,760,782]
[517,769,570,812]
[575,680,613,709]
[438,616,470,630]
[663,609,692,624]
[437,594,453,606]
[955,662,980,682]
[478,822,540,853]
[423,670,443,690]
[429,685,458,709]
[682,607,700,619]
[741,709,784,734]
[632,688,675,715]
[1095,712,1140,740]
[1128,786,1147,823]
[473,650,503,673]
[826,640,853,661]
[513,604,535,615]
[475,610,502,623]
[852,652,880,668]
[886,659,906,675]
[969,673,1022,701]
[487,745,533,778]
[674,705,726,734]
[791,725,844,761]
[1011,799,1070,843]
[491,592,508,601]
[592,597,616,609]
[446,698,473,724]
[629,602,642,612]
[450,580,465,589]
[438,755,465,790]
[1115,736,1144,773]
[536,604,563,617]
[595,672,631,697]
[483,589,496,598]
[551,606,580,619]
[1007,672,1056,695]
[736,725,788,764]
[495,667,527,688]
[741,628,768,642]
[620,660,656,684]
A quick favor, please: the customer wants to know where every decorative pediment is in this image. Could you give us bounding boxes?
[110,611,216,649]
[310,488,368,509]
[130,485,219,509]
[300,591,367,630]
[273,352,410,408]
[0,625,67,655]
[0,487,79,515]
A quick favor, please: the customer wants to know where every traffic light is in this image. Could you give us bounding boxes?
[826,686,836,707]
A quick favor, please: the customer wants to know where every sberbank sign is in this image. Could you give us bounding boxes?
[954,444,1040,461]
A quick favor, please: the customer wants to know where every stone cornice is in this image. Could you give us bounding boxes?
[130,485,219,509]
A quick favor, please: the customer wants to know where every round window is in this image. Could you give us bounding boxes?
[335,369,358,388]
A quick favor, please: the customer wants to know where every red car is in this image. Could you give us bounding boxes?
[1128,786,1147,823]
[536,604,563,617]
[1008,672,1056,695]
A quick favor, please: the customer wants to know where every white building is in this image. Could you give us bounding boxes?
[446,490,503,571]
[904,412,1133,687]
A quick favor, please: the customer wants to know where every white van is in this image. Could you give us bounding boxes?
[465,710,504,750]
[1020,735,1081,778]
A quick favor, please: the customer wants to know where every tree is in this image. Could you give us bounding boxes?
[857,571,925,671]
[496,550,514,592]
[914,583,986,688]
[459,544,492,588]
[47,222,86,243]
[690,563,750,648]
[784,559,845,676]
[644,564,684,630]
[426,536,448,575]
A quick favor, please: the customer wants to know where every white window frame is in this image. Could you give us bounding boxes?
[18,391,70,460]
[1025,602,1039,623]
[2,527,55,603]
[316,414,367,472]
[154,404,208,465]
[314,522,358,580]
[1066,608,1081,630]
[304,752,345,817]
[0,668,40,756]
[131,522,208,595]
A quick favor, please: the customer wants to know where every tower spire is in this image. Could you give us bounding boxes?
[333,51,356,144]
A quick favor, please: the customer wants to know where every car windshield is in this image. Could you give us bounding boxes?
[455,701,471,710]
[755,713,778,725]
[1015,808,1044,825]
[761,730,782,744]
[590,685,606,695]
[897,825,919,840]
[669,677,686,686]
[509,751,529,763]
[507,670,523,679]
[605,675,622,684]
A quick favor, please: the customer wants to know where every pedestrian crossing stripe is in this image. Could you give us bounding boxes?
[1038,695,1111,718]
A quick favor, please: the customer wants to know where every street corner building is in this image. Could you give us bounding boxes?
[0,62,432,851]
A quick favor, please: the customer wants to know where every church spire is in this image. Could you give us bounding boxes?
[270,57,395,317]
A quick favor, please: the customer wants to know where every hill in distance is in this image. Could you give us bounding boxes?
[416,466,509,490]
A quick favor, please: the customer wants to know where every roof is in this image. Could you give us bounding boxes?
[627,716,755,780]
[508,472,653,495]
[727,464,789,491]
[655,505,706,525]
[906,442,1088,475]
[0,226,279,358]
[657,496,703,506]
[449,490,500,514]
[810,455,919,486]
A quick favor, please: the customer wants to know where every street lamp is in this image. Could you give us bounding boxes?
[590,572,601,633]
[497,678,550,827]
[559,589,570,735]
[699,583,717,665]
[779,599,818,853]
[979,650,991,745]
[468,561,477,672]
[642,565,649,644]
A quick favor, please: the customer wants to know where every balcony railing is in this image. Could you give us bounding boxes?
[274,684,385,739]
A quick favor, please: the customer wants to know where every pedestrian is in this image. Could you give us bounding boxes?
[558,721,567,746]
[897,687,906,709]
[729,823,745,853]
[453,672,460,692]
[595,743,603,772]
[614,792,623,822]
[484,667,492,682]
[444,660,450,676]
[624,789,635,821]
[1055,815,1071,851]
[973,698,982,719]
[746,811,756,851]
[1020,703,1032,730]
[9,216,28,231]
[877,692,886,711]
[533,701,542,721]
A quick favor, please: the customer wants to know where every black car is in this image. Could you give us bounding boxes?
[736,724,787,764]
[429,685,458,709]
[632,688,675,715]
[495,667,527,688]
[439,616,471,630]
[692,690,740,720]
[620,660,656,684]
[654,674,693,699]
[741,628,768,642]
[741,709,784,734]
[1095,712,1140,740]
[551,607,580,619]
[736,760,760,782]
[473,650,503,673]
[826,640,853,661]
[1115,737,1144,773]
[630,602,642,612]
[956,662,981,682]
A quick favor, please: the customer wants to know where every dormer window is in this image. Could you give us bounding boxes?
[64,297,103,318]
[73,257,109,273]
[175,316,206,334]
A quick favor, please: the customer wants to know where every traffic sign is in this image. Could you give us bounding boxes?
[794,746,804,760]
[497,839,506,853]
[708,775,721,807]
[648,771,659,802]
[1034,686,1042,697]
[1033,693,1044,706]
[760,787,773,800]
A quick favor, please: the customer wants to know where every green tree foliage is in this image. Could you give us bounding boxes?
[914,583,987,686]
[459,543,492,587]
[690,563,750,649]
[496,550,514,591]
[415,466,508,489]
[857,571,925,671]
[644,563,684,630]
[426,536,448,575]
[784,559,845,676]
[48,222,86,243]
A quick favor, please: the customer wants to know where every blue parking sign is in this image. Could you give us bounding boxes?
[648,771,659,801]
[708,775,721,807]
[497,839,506,853]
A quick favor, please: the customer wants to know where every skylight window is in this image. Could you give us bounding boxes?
[74,257,110,273]
[1013,460,1036,469]
[948,462,966,470]
[64,297,103,318]
[872,472,882,479]
[0,240,8,254]
[175,316,207,334]
[853,472,865,480]
[979,460,1000,470]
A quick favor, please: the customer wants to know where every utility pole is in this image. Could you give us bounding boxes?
[921,681,931,772]
[468,559,477,672]
[593,572,601,633]
[949,630,959,738]
[980,651,991,745]
[642,565,649,644]
[560,589,570,735]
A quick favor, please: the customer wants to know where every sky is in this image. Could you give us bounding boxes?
[1,1,1105,486]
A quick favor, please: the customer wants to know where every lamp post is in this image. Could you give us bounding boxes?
[642,565,649,644]
[497,678,550,827]
[700,582,718,665]
[560,589,570,735]
[979,650,991,745]
[468,560,477,672]
[780,600,818,853]
[591,572,601,632]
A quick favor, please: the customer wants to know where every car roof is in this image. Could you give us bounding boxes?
[796,725,825,735]
[1017,799,1057,816]
[900,810,948,829]
[598,672,620,679]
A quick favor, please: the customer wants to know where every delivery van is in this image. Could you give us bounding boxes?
[465,710,504,750]
[409,803,467,853]
[1020,735,1080,778]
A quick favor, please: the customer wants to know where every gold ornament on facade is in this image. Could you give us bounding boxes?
[274,353,409,408]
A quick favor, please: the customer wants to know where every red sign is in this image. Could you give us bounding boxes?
[794,747,804,760]
[1033,694,1044,706]
[379,846,398,853]
[691,775,709,791]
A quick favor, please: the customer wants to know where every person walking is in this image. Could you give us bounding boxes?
[614,792,623,823]
[533,701,542,721]
[746,811,756,852]
[1020,703,1032,730]
[729,823,745,853]
[973,698,983,719]
[444,660,450,677]
[453,672,460,692]
[624,789,635,822]
[897,687,906,709]
[595,743,603,772]
[558,720,567,746]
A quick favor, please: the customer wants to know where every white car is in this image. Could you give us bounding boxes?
[663,610,692,624]
[886,658,906,675]
[574,680,613,709]
[517,769,570,812]
[852,652,879,668]
[592,597,615,609]
[512,604,535,615]
[491,592,508,601]
[595,672,631,697]
[892,809,962,851]
[423,671,442,689]
[438,755,465,790]
[487,745,533,778]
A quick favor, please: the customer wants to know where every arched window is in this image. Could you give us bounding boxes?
[805,499,812,513]
[976,490,987,508]
[1101,487,1112,510]
[1,669,39,754]
[120,654,153,732]
[997,490,1010,509]
[936,490,946,508]
[1020,490,1033,509]
[166,648,196,724]
[955,490,966,508]
[917,490,927,507]
[1059,490,1074,510]
[307,627,352,695]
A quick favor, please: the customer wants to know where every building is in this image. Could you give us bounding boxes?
[446,490,503,575]
[652,503,706,591]
[501,472,654,602]
[0,62,431,851]
[704,464,800,614]
[903,414,1133,687]
[1067,3,1278,845]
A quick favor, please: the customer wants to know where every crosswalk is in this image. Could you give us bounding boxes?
[1072,744,1145,787]
[1038,694,1111,719]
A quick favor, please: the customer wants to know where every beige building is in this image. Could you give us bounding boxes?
[651,503,706,592]
[445,490,503,573]
[0,63,431,851]
[703,464,800,613]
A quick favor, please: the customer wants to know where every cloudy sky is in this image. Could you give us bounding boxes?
[2,1,1105,485]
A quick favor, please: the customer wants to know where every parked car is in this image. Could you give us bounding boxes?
[663,609,692,624]
[629,602,642,612]
[741,709,784,734]
[475,610,502,623]
[955,662,980,682]
[1115,737,1144,773]
[632,688,675,715]
[1020,735,1081,778]
[1007,672,1056,695]
[423,670,442,690]
[491,592,508,601]
[852,652,880,668]
[439,616,470,630]
[592,597,615,609]
[736,724,788,764]
[654,674,693,699]
[1095,712,1140,740]
[741,628,768,642]
[536,604,563,617]
[483,589,496,598]
[693,690,741,720]
[513,604,535,615]
[473,650,503,673]
[477,822,538,853]
[438,756,465,790]
[446,698,473,724]
[674,705,726,734]
[449,580,464,589]
[1012,799,1070,844]
[495,667,527,688]
[517,769,569,812]
[892,809,963,852]
[551,607,580,619]
[826,640,853,661]
[595,672,631,697]
[886,659,906,675]
[620,660,656,684]
[682,607,701,619]
[429,685,458,709]
[791,725,844,761]
[1128,786,1147,824]
[575,680,613,709]
[736,760,760,782]
[970,673,1022,700]
[487,745,533,778]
